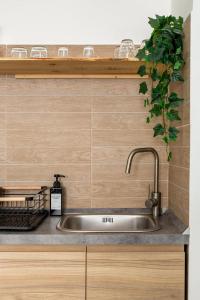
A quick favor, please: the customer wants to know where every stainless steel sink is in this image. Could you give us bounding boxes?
[57,213,160,233]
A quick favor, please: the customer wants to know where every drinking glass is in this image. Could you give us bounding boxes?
[30,47,48,58]
[118,39,136,58]
[83,46,95,58]
[58,47,69,57]
[11,48,28,58]
[118,45,129,58]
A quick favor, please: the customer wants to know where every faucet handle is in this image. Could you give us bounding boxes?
[145,198,154,208]
[145,184,154,208]
[148,184,151,199]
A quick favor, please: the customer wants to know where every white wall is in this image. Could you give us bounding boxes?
[171,0,193,20]
[189,0,200,298]
[0,0,170,44]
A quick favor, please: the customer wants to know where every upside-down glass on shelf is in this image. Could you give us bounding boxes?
[114,39,136,59]
[83,46,95,58]
[30,47,48,58]
[58,47,69,57]
[11,48,28,58]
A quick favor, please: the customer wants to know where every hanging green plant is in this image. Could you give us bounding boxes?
[136,15,185,161]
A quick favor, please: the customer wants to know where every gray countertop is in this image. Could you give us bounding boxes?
[0,209,189,245]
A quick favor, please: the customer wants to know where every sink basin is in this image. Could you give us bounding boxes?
[57,213,160,233]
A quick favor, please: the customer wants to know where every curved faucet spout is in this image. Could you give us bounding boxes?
[125,147,159,193]
[125,147,161,217]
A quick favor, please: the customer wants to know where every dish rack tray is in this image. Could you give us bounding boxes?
[0,186,48,231]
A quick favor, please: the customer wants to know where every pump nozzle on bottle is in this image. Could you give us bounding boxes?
[53,174,65,188]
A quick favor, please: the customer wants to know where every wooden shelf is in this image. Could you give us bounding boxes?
[0,57,164,78]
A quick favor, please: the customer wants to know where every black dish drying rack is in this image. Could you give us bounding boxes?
[0,186,48,231]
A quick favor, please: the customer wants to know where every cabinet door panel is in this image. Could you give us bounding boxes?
[87,251,185,300]
[0,251,85,300]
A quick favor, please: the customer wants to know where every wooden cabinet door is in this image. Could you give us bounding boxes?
[0,245,86,300]
[87,245,185,300]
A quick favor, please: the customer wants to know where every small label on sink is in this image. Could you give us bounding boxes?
[102,217,114,223]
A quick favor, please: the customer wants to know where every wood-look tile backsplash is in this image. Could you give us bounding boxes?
[0,76,168,209]
[0,17,190,217]
[168,16,190,226]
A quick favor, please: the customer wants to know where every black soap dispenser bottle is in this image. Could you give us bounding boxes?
[50,174,65,216]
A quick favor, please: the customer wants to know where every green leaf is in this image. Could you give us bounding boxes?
[171,70,184,82]
[148,17,160,29]
[146,116,150,123]
[149,105,162,117]
[151,97,165,107]
[166,109,181,121]
[162,136,169,144]
[136,47,146,60]
[151,80,168,105]
[161,70,171,80]
[177,16,184,27]
[150,47,165,62]
[178,16,184,24]
[176,47,182,55]
[168,126,180,141]
[151,67,160,81]
[174,61,182,70]
[161,27,175,38]
[168,92,184,107]
[153,123,165,137]
[167,151,172,161]
[139,82,148,94]
[144,98,150,107]
[151,85,162,102]
[137,65,147,77]
[173,28,184,35]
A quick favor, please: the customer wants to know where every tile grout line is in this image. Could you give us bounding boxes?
[0,94,148,97]
[4,43,7,181]
[0,94,148,99]
[4,72,7,186]
[0,179,169,183]
[5,111,149,114]
[3,162,169,166]
[176,123,190,128]
[169,164,190,170]
[90,95,93,208]
[168,181,189,193]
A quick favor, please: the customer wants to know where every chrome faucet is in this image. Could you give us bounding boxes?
[125,147,161,218]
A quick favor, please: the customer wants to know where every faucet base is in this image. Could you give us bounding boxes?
[152,192,161,218]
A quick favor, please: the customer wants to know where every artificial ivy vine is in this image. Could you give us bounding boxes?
[137,15,185,161]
